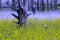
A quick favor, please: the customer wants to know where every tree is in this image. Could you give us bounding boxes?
[23,0,26,7]
[37,0,39,11]
[6,0,10,5]
[50,0,53,10]
[54,0,57,10]
[12,0,16,10]
[39,0,41,11]
[41,0,45,11]
[40,0,42,11]
[28,0,32,11]
[0,0,2,10]
[31,0,34,11]
[12,0,31,27]
[28,0,30,11]
[32,0,35,13]
[47,0,49,10]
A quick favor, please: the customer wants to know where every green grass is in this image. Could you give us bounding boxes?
[0,19,60,40]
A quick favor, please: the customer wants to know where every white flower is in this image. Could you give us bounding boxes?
[43,24,47,27]
[43,24,47,29]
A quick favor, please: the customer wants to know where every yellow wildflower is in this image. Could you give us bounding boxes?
[0,33,3,37]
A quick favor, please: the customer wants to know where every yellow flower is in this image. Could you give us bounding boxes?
[55,32,58,36]
[6,38,9,40]
[14,30,18,37]
[0,33,3,37]
[2,39,5,40]
[5,38,11,40]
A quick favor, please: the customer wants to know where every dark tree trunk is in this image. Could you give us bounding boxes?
[41,0,45,11]
[12,0,30,27]
[39,0,41,11]
[28,0,32,11]
[23,0,26,7]
[40,0,42,11]
[47,0,49,10]
[12,0,15,9]
[31,0,33,11]
[37,0,39,11]
[0,0,2,10]
[50,0,53,10]
[6,0,9,5]
[28,1,30,11]
[54,0,57,10]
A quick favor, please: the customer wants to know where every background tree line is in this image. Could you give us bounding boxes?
[0,0,60,11]
[28,0,58,12]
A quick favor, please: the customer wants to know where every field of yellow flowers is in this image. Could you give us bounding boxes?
[0,19,60,40]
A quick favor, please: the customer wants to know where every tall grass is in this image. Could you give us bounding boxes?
[0,19,60,40]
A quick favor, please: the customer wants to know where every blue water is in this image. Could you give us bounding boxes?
[0,10,60,20]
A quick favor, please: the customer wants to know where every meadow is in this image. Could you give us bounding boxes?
[0,19,60,40]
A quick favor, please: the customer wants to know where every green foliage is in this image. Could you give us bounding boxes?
[0,19,60,40]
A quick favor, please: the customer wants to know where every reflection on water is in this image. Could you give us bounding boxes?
[0,10,60,20]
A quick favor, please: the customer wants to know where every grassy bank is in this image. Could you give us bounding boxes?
[0,19,60,40]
